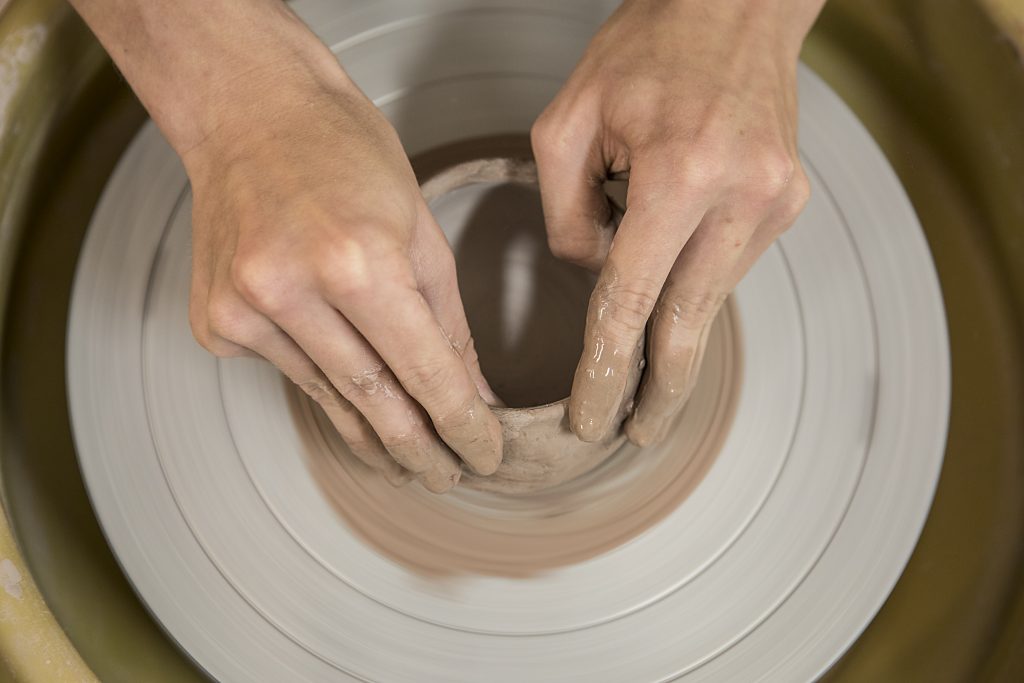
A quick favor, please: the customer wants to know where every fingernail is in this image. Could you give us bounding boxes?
[438,395,503,476]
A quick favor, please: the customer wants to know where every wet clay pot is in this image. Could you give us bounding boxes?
[419,158,644,494]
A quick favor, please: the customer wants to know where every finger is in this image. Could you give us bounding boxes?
[246,327,413,487]
[190,260,252,358]
[329,269,504,477]
[624,206,757,446]
[726,171,811,291]
[532,113,616,271]
[205,291,412,486]
[261,297,464,494]
[568,167,712,441]
[410,203,502,406]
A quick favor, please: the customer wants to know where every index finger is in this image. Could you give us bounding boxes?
[568,169,711,441]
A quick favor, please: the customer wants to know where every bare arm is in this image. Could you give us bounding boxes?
[534,0,827,445]
[69,0,340,158]
[69,0,504,492]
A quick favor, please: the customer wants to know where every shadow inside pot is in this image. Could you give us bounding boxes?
[442,180,595,408]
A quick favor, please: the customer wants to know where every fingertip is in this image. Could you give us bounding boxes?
[420,465,461,494]
[468,421,503,476]
[462,434,502,477]
[439,395,504,476]
[384,467,414,487]
[471,440,503,479]
[569,397,611,443]
[624,413,663,448]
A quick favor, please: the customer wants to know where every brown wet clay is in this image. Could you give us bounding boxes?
[295,135,742,576]
[293,297,739,576]
[419,157,646,494]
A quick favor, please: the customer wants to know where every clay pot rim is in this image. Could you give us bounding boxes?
[419,156,581,419]
[491,397,567,417]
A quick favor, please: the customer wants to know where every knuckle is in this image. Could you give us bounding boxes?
[336,363,399,405]
[189,323,218,354]
[317,237,382,300]
[594,281,660,338]
[231,254,291,313]
[658,291,725,332]
[786,169,812,215]
[751,149,796,200]
[190,325,244,357]
[403,361,458,402]
[205,293,255,344]
[767,170,811,239]
[531,98,591,166]
[188,303,215,349]
[530,112,560,156]
[674,150,726,197]
[298,377,343,407]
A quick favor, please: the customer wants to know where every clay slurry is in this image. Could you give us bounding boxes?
[296,139,742,575]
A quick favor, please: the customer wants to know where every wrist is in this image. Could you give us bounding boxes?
[175,49,358,177]
[161,13,355,164]
[71,0,357,167]
[630,0,823,62]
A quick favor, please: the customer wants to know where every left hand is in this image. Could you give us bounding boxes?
[531,0,819,446]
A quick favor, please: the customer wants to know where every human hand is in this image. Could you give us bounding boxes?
[184,69,502,493]
[532,0,821,445]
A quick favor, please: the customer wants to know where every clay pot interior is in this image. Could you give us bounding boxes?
[416,149,642,494]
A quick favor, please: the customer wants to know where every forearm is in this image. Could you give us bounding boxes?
[68,0,350,158]
[622,0,827,62]
[781,0,829,51]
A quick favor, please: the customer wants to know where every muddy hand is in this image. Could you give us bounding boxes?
[532,0,823,446]
[73,0,504,492]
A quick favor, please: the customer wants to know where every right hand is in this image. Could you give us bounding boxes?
[183,69,503,493]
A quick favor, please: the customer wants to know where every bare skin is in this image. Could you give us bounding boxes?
[69,0,825,489]
[532,0,825,445]
[69,0,502,492]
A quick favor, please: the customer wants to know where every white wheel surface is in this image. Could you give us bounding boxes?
[67,1,950,681]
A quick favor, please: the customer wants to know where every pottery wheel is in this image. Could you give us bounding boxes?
[67,1,950,681]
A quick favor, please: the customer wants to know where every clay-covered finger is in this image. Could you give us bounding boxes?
[568,174,711,442]
[625,190,806,445]
[263,300,464,492]
[624,208,749,445]
[333,278,503,477]
[623,291,724,446]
